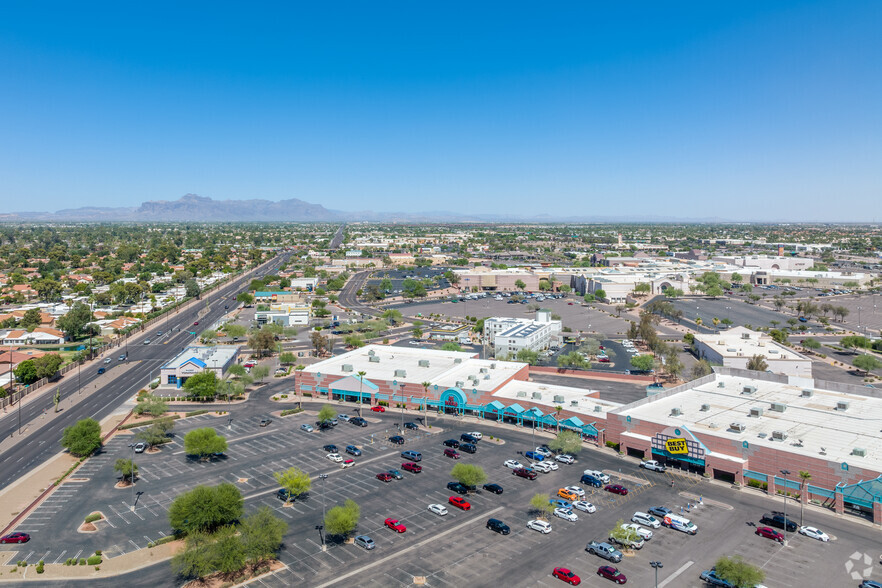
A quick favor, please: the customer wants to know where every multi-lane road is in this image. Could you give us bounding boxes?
[0,252,291,492]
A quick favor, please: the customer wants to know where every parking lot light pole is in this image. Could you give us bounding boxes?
[319,474,329,550]
[127,443,136,511]
[650,561,663,588]
[315,525,324,550]
[780,469,791,544]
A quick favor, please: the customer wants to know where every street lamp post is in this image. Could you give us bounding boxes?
[650,561,663,588]
[780,469,791,544]
[127,443,137,511]
[319,473,329,550]
[857,306,862,334]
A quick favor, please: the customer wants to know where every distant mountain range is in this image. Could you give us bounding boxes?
[0,193,730,223]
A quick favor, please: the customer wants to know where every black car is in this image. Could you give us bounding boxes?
[389,435,405,445]
[483,483,503,495]
[486,518,510,535]
[404,422,419,430]
[760,512,797,532]
[315,421,333,430]
[276,489,294,502]
[460,433,478,444]
[345,445,362,456]
[459,442,477,454]
[443,439,460,448]
[447,482,469,495]
[323,444,338,453]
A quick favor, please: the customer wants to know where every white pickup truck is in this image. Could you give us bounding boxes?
[640,460,667,472]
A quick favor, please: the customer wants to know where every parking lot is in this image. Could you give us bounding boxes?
[8,402,882,587]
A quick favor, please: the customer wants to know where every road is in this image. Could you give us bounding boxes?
[0,253,291,493]
[329,223,346,250]
[337,269,383,317]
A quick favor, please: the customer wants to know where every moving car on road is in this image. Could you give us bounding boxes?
[371,406,386,413]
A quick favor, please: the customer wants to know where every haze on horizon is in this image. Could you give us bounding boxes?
[0,1,879,222]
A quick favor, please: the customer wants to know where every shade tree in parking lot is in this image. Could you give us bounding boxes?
[172,528,242,579]
[311,331,330,356]
[134,394,168,417]
[183,371,219,399]
[135,418,175,448]
[450,463,488,489]
[324,499,361,538]
[548,429,582,455]
[248,328,277,357]
[251,364,270,382]
[168,482,244,534]
[184,427,228,459]
[318,404,337,423]
[608,518,641,549]
[557,351,589,370]
[273,467,311,504]
[529,493,555,520]
[114,458,139,484]
[238,506,288,565]
[61,418,102,457]
[713,555,765,587]
[853,354,882,375]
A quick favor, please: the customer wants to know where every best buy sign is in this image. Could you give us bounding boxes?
[665,438,688,454]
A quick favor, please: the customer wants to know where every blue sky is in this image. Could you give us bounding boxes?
[1,1,879,221]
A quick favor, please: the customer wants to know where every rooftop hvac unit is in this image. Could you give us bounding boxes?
[768,349,778,355]
[749,407,763,418]
[479,367,488,374]
[770,402,787,412]
[852,447,867,457]
[594,405,603,412]
[456,381,464,388]
[342,364,353,372]
[516,391,527,398]
[394,369,407,378]
[771,430,788,440]
[801,389,814,398]
[729,422,747,433]
[368,349,376,356]
[570,400,578,406]
[726,348,737,353]
[368,355,380,363]
[483,374,491,380]
[454,358,462,364]
[532,391,542,399]
[700,404,710,411]
[490,362,496,369]
[742,385,757,395]
[757,342,766,347]
[836,401,850,411]
[717,382,726,388]
[418,359,430,367]
[671,408,681,416]
[741,332,751,339]
[553,395,565,403]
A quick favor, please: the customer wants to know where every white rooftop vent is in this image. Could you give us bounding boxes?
[394,369,407,378]
[836,401,850,411]
[729,422,746,433]
[594,405,603,412]
[532,391,542,399]
[570,400,578,406]
[671,408,682,416]
[342,364,353,372]
[456,381,464,388]
[454,358,463,364]
[700,403,711,412]
[768,349,779,355]
[770,402,787,412]
[742,385,757,395]
[717,381,726,388]
[741,332,751,339]
[483,374,491,380]
[479,367,488,374]
[490,362,496,369]
[418,359,430,368]
[368,349,376,356]
[516,391,526,398]
[368,355,380,363]
[801,389,814,398]
[553,395,565,403]
[771,430,788,440]
[852,447,867,457]
[726,348,738,353]
[749,407,763,418]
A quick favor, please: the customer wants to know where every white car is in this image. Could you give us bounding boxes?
[534,447,553,458]
[573,500,596,513]
[631,512,660,529]
[554,508,578,522]
[564,485,585,498]
[640,460,666,472]
[338,414,351,422]
[428,504,448,516]
[544,460,559,471]
[555,454,575,464]
[531,462,552,473]
[583,469,610,483]
[326,453,343,463]
[467,431,483,440]
[798,526,829,541]
[504,459,524,469]
[622,523,653,540]
[526,519,552,534]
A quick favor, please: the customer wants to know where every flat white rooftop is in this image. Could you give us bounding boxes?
[695,327,807,362]
[493,380,620,418]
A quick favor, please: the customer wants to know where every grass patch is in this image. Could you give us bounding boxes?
[185,409,210,417]
[280,408,303,417]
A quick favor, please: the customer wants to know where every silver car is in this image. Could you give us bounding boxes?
[354,535,375,550]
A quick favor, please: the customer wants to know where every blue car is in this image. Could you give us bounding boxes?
[549,498,571,509]
[525,451,545,462]
[699,570,733,587]
[346,445,362,456]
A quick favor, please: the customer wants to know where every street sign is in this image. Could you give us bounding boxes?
[665,438,688,454]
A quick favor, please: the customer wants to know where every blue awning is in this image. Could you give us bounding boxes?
[503,403,525,414]
[562,416,585,427]
[486,400,506,412]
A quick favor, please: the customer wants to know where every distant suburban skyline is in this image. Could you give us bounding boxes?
[1,2,879,221]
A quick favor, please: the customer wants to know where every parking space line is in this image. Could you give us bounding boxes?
[52,550,67,564]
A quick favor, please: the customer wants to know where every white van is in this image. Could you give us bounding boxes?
[663,514,698,535]
[582,469,610,484]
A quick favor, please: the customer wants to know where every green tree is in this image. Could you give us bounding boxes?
[168,482,244,534]
[594,289,607,301]
[224,323,247,338]
[34,353,64,379]
[630,354,656,372]
[381,309,403,323]
[318,404,337,424]
[324,499,361,538]
[801,338,821,352]
[279,351,296,365]
[56,302,93,340]
[183,371,219,399]
[61,418,102,457]
[515,348,540,365]
[529,493,554,519]
[714,555,766,588]
[185,279,201,298]
[248,329,277,357]
[608,518,641,548]
[440,342,463,351]
[514,279,526,291]
[798,470,812,526]
[134,394,168,417]
[184,427,228,459]
[633,282,651,295]
[239,506,288,565]
[746,355,768,372]
[663,288,684,298]
[171,531,218,579]
[450,463,488,488]
[236,292,254,305]
[135,418,175,448]
[114,458,139,484]
[227,364,248,378]
[13,359,39,385]
[273,467,311,504]
[311,331,329,355]
[20,308,42,330]
[853,354,882,375]
[548,429,582,455]
[199,329,217,344]
[251,365,270,382]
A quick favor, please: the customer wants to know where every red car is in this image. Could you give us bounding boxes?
[384,518,406,533]
[371,406,386,413]
[0,532,29,544]
[444,448,460,459]
[597,357,610,363]
[597,565,627,584]
[402,462,422,473]
[755,526,784,543]
[513,467,538,480]
[604,484,628,495]
[552,567,581,585]
[449,496,471,510]
[376,472,393,482]
[193,321,199,326]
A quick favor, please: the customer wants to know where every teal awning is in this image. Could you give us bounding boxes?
[486,400,506,412]
[503,403,525,414]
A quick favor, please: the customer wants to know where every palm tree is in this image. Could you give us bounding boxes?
[799,470,812,525]
[357,370,367,415]
[421,381,432,427]
[554,405,563,432]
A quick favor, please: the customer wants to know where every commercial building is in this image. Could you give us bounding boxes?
[484,310,562,356]
[159,345,239,389]
[693,327,812,378]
